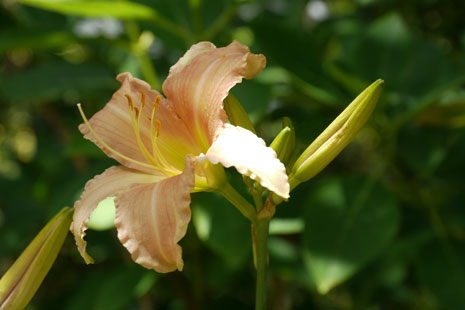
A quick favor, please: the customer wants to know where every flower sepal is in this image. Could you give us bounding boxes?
[194,157,228,192]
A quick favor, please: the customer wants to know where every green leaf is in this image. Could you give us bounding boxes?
[335,13,465,101]
[302,176,400,294]
[65,265,156,310]
[269,218,304,235]
[416,239,465,310]
[0,30,76,52]
[191,192,251,269]
[251,14,344,104]
[0,62,115,103]
[231,79,272,124]
[17,0,158,20]
[87,196,116,231]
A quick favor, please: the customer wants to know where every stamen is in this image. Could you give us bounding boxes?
[149,95,160,151]
[153,95,160,111]
[76,104,156,169]
[146,96,171,169]
[155,119,161,137]
[126,95,159,166]
[150,96,160,138]
[125,94,133,109]
[140,90,146,109]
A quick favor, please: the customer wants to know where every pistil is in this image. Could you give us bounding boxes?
[77,104,156,170]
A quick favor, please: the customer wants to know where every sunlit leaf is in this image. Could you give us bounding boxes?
[302,176,400,294]
[87,197,115,231]
[17,0,158,20]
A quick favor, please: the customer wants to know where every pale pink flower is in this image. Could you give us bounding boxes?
[71,41,289,273]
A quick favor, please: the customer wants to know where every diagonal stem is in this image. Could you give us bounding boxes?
[201,0,250,41]
[219,183,257,224]
[125,21,160,90]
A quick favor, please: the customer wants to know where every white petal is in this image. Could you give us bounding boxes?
[206,124,290,198]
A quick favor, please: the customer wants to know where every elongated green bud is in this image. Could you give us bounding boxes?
[0,207,73,310]
[289,79,384,189]
[270,127,291,160]
[224,93,256,134]
[270,117,296,169]
[281,117,296,169]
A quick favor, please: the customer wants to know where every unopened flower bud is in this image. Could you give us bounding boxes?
[223,93,256,134]
[270,117,296,169]
[0,207,73,310]
[289,79,384,189]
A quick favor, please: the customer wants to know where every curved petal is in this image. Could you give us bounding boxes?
[71,166,162,264]
[80,73,197,174]
[168,41,216,75]
[162,41,266,152]
[206,124,290,199]
[114,156,195,273]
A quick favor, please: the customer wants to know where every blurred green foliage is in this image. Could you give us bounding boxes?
[1,0,465,309]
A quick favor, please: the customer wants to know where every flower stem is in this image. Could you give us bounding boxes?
[125,21,160,90]
[201,0,249,41]
[254,218,270,310]
[219,183,257,224]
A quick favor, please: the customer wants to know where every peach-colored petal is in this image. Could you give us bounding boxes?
[80,73,199,174]
[205,124,290,199]
[168,41,216,76]
[162,41,266,152]
[114,156,195,273]
[71,166,162,264]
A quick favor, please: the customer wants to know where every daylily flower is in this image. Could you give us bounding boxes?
[72,41,289,273]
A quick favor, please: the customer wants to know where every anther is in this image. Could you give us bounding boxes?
[153,95,160,112]
[155,119,161,137]
[125,94,133,109]
[140,90,146,109]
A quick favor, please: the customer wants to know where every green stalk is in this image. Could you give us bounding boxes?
[125,21,160,90]
[202,0,249,40]
[219,183,257,224]
[254,218,270,310]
